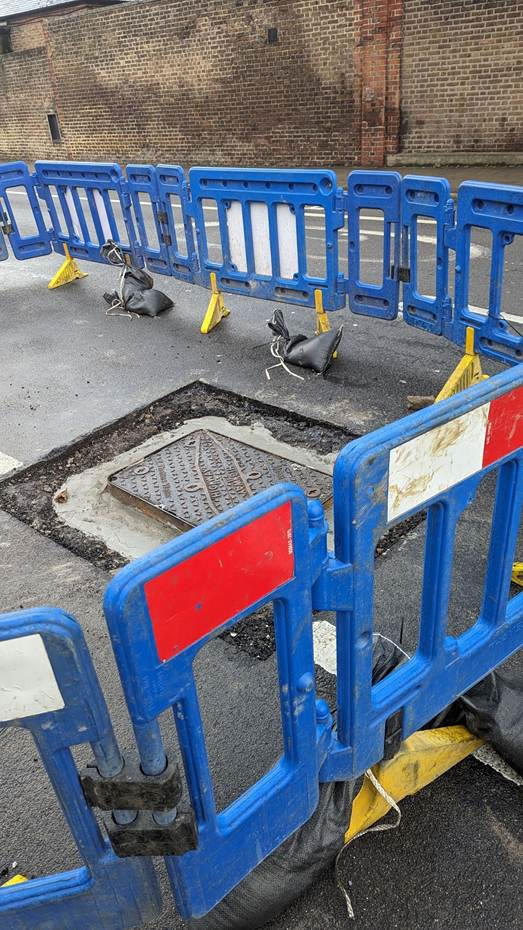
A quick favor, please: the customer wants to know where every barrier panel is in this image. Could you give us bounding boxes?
[0,608,161,930]
[320,365,523,780]
[103,485,330,918]
[126,163,197,281]
[0,162,51,260]
[347,170,401,320]
[452,181,523,364]
[188,166,346,309]
[34,161,142,265]
[400,175,453,336]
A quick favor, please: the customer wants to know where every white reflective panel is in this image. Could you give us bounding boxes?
[250,201,272,276]
[0,634,65,721]
[276,204,298,279]
[93,188,113,241]
[226,201,247,273]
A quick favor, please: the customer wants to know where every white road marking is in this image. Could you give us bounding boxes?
[0,452,22,476]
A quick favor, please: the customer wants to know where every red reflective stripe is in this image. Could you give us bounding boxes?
[482,385,523,468]
[145,502,294,661]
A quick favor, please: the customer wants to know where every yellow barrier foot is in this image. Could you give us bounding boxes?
[1,874,28,886]
[48,244,88,289]
[314,288,337,358]
[346,725,482,842]
[435,326,484,402]
[512,562,523,586]
[201,272,230,334]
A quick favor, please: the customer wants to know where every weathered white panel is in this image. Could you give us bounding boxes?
[0,634,64,721]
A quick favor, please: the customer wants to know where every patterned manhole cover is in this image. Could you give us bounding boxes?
[108,429,332,531]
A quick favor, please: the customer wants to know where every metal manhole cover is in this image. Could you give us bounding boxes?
[108,429,332,531]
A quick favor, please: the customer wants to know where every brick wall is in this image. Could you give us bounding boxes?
[0,0,356,167]
[401,0,523,153]
[9,20,46,52]
[0,0,522,168]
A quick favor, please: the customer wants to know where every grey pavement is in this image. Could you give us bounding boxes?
[0,191,521,930]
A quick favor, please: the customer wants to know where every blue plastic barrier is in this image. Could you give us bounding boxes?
[321,365,523,780]
[0,162,51,260]
[1,159,523,366]
[347,170,401,320]
[452,181,523,364]
[126,164,197,281]
[103,485,330,918]
[34,161,142,265]
[400,175,453,335]
[188,166,346,309]
[99,365,522,919]
[0,608,161,930]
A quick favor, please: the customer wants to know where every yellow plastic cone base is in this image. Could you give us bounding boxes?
[346,725,482,841]
[512,562,523,587]
[48,246,88,290]
[201,272,230,334]
[1,874,28,887]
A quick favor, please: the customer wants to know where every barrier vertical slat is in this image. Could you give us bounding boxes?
[347,170,401,320]
[400,176,453,335]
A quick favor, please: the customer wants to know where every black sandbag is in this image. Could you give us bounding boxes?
[268,308,343,375]
[191,636,403,930]
[101,240,173,317]
[431,669,523,775]
[190,780,355,930]
[284,327,343,374]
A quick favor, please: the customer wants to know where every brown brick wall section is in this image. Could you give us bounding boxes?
[353,0,404,166]
[401,0,523,153]
[0,0,356,167]
[0,47,59,160]
[9,20,46,53]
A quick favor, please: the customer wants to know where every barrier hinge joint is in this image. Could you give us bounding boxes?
[444,223,457,251]
[391,264,410,282]
[157,210,168,224]
[81,756,182,810]
[1,211,12,235]
[312,557,353,612]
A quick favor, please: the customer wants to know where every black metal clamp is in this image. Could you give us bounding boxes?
[80,756,198,857]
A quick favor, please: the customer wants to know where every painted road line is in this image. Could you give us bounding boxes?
[0,452,22,476]
[0,634,65,720]
[387,385,523,521]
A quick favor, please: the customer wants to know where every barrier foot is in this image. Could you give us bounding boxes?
[346,725,482,841]
[512,562,523,587]
[435,325,487,402]
[48,244,88,289]
[201,272,230,334]
[314,288,337,358]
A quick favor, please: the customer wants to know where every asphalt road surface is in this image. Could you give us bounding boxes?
[0,184,521,930]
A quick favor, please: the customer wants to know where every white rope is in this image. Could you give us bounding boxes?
[265,336,305,382]
[372,631,411,661]
[335,768,402,920]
